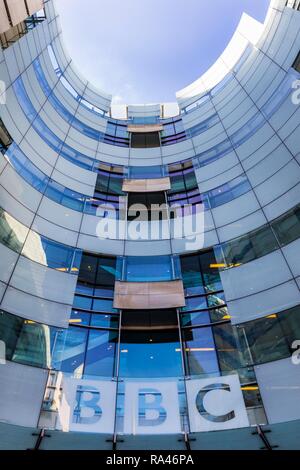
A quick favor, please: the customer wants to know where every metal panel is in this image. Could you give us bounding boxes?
[127,124,163,133]
[25,0,43,15]
[0,361,48,427]
[6,0,28,27]
[0,423,37,450]
[40,430,113,450]
[122,177,171,192]
[0,0,10,35]
[255,357,300,424]
[113,280,185,309]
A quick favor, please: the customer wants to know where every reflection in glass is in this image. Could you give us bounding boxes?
[183,326,219,376]
[0,208,28,253]
[84,330,117,377]
[122,255,179,282]
[120,309,182,378]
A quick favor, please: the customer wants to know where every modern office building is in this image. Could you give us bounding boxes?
[0,0,300,450]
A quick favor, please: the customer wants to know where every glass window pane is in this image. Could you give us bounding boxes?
[119,329,182,378]
[12,321,52,368]
[73,295,92,310]
[213,322,249,373]
[239,316,290,364]
[0,208,28,253]
[124,256,173,282]
[251,226,278,259]
[181,310,210,327]
[183,326,219,376]
[42,238,74,270]
[70,310,90,326]
[182,296,208,312]
[90,314,119,329]
[200,251,223,292]
[272,206,300,247]
[222,234,255,265]
[92,298,117,313]
[84,330,117,377]
[78,254,98,284]
[181,308,229,326]
[207,292,226,308]
[96,257,117,286]
[209,306,229,322]
[180,255,204,294]
[278,306,300,346]
[94,286,114,298]
[76,283,94,296]
[52,327,88,377]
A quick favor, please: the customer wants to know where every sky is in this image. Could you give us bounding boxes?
[55,0,270,105]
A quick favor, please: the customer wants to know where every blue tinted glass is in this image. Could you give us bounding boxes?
[90,313,119,328]
[181,310,210,326]
[94,286,114,298]
[182,296,208,312]
[7,144,88,215]
[129,165,164,179]
[70,310,90,326]
[233,44,252,73]
[210,73,233,97]
[183,93,210,114]
[52,327,88,376]
[231,176,251,198]
[62,188,85,211]
[60,76,79,99]
[84,330,117,377]
[33,59,52,96]
[72,250,83,273]
[47,45,62,76]
[124,256,174,282]
[14,78,98,170]
[187,113,219,138]
[33,59,104,141]
[76,283,94,295]
[119,338,182,378]
[60,144,94,170]
[33,116,63,152]
[131,116,158,125]
[41,237,74,271]
[92,298,117,313]
[80,98,105,116]
[231,112,265,147]
[207,292,226,308]
[174,120,184,134]
[183,326,219,376]
[181,308,228,326]
[115,126,128,138]
[6,144,48,192]
[106,122,116,136]
[13,78,37,122]
[199,251,223,292]
[73,295,92,310]
[196,139,232,167]
[262,69,299,118]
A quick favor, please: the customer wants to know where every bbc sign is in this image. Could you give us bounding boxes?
[57,374,249,434]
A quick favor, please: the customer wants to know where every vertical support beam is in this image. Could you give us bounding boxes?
[254,425,276,450]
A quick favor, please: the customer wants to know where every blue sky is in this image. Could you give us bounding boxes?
[55,0,270,105]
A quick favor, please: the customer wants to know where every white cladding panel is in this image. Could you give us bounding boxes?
[255,358,300,424]
[0,362,48,427]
